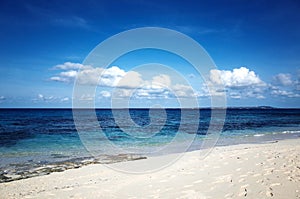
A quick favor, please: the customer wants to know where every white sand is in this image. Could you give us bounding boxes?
[1,138,300,199]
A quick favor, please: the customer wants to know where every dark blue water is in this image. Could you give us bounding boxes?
[0,108,299,177]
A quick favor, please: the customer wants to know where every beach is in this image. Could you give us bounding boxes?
[1,138,299,199]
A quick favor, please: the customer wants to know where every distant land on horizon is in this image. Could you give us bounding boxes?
[1,106,300,110]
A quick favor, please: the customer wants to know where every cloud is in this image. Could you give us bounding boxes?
[270,86,300,98]
[79,94,95,101]
[132,87,171,99]
[172,84,197,98]
[25,4,90,29]
[209,67,265,88]
[271,89,299,97]
[270,72,300,98]
[115,71,144,89]
[50,63,197,99]
[99,91,111,98]
[51,64,125,86]
[38,94,44,100]
[207,67,266,99]
[152,74,171,87]
[61,97,70,102]
[50,63,299,100]
[54,62,86,70]
[51,63,175,99]
[52,16,89,29]
[111,74,197,99]
[273,73,293,86]
[51,70,78,83]
[297,70,300,91]
[0,96,6,103]
[245,88,266,99]
[38,94,55,101]
[229,92,242,99]
[131,75,197,99]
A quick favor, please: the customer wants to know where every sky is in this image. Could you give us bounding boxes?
[0,0,299,108]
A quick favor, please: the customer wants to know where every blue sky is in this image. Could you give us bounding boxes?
[0,0,299,108]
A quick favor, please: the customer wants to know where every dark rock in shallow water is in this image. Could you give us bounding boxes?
[0,174,10,181]
[0,154,147,183]
[51,154,70,159]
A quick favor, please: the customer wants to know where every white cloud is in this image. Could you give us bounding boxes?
[245,89,266,99]
[113,71,143,88]
[172,84,197,98]
[270,72,300,98]
[76,67,103,85]
[112,89,133,98]
[270,87,300,98]
[229,92,242,99]
[0,96,5,100]
[296,71,300,91]
[50,76,66,82]
[209,67,265,88]
[79,94,94,101]
[99,91,111,98]
[273,73,293,86]
[54,62,86,70]
[111,74,196,99]
[51,64,132,87]
[51,62,199,99]
[61,97,70,102]
[37,94,55,102]
[132,86,171,99]
[271,89,293,97]
[50,63,299,100]
[38,94,44,100]
[152,74,171,88]
[207,67,266,99]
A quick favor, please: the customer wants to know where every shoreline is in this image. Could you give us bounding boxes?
[1,133,299,183]
[1,138,300,198]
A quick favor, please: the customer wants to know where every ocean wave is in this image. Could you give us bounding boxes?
[253,134,265,137]
[280,130,300,134]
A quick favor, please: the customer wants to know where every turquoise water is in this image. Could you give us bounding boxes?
[0,108,299,175]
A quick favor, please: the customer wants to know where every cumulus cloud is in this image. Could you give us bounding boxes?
[54,62,86,70]
[270,72,300,98]
[111,74,197,99]
[172,84,197,98]
[206,67,266,99]
[114,71,143,89]
[273,73,293,86]
[271,89,299,97]
[209,67,265,88]
[270,86,300,98]
[152,74,171,87]
[51,63,300,100]
[50,62,198,99]
[51,64,132,87]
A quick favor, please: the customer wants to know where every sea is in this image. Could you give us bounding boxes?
[0,108,299,181]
